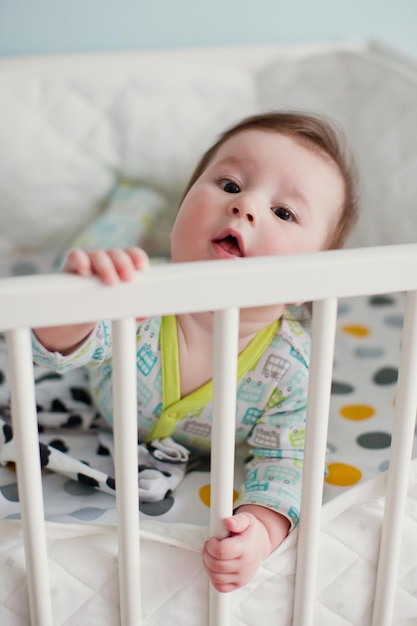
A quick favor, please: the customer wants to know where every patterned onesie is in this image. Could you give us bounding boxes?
[32,311,310,529]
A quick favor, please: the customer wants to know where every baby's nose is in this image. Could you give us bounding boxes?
[231,206,254,223]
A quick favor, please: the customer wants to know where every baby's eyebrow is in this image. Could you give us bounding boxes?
[286,185,309,207]
[213,156,255,171]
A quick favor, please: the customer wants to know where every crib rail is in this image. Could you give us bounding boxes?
[1,243,417,626]
[1,244,417,330]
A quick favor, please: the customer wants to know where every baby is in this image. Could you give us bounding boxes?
[33,111,358,592]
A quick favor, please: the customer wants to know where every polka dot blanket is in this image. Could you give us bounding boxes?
[325,293,417,503]
[0,289,415,526]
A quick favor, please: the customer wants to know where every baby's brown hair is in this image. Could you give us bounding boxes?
[182,111,359,250]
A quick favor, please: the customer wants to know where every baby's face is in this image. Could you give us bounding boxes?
[170,129,344,264]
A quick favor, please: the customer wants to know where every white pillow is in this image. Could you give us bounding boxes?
[0,61,257,254]
[106,63,258,195]
[257,49,417,247]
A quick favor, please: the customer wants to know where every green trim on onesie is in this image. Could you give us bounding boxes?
[160,314,181,407]
[146,315,281,441]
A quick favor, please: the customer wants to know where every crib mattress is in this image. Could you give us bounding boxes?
[1,459,416,625]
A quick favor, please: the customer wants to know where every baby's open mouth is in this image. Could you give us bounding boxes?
[214,234,243,257]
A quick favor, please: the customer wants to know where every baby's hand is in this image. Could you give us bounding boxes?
[202,511,272,593]
[63,247,149,285]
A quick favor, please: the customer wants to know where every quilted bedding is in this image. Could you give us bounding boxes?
[1,460,417,625]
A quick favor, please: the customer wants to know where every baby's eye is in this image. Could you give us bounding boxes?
[220,180,241,194]
[272,206,293,221]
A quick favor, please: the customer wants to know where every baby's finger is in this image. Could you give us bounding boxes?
[203,549,238,575]
[224,513,252,536]
[202,553,241,593]
[125,247,150,271]
[203,535,243,561]
[63,248,93,277]
[106,248,139,282]
[88,249,121,285]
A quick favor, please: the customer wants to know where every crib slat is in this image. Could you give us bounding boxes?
[209,308,239,626]
[293,298,338,626]
[5,329,53,626]
[372,290,417,626]
[111,318,142,626]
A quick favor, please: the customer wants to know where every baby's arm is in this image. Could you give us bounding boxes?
[202,504,290,593]
[34,247,149,354]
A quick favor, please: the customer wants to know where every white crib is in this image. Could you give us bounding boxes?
[1,39,417,626]
[1,243,417,625]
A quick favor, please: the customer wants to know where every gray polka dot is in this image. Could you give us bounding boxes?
[373,367,398,385]
[70,507,106,521]
[355,346,384,359]
[331,381,354,394]
[378,460,390,472]
[11,261,38,276]
[139,495,175,516]
[369,295,395,306]
[337,301,351,315]
[0,483,19,502]
[357,431,391,449]
[384,314,403,328]
[63,479,96,496]
[326,442,337,454]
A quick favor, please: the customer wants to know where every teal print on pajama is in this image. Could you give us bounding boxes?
[276,486,300,505]
[137,377,153,407]
[263,465,300,484]
[137,344,158,376]
[286,369,308,391]
[91,346,106,361]
[288,506,299,526]
[244,479,270,492]
[237,376,267,403]
[290,345,308,365]
[269,335,286,350]
[153,370,162,395]
[242,407,262,425]
[152,401,163,416]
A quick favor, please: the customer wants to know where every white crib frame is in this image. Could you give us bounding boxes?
[1,243,417,626]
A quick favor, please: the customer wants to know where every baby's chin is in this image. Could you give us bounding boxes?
[239,303,287,326]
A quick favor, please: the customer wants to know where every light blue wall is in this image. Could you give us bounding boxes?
[1,0,416,59]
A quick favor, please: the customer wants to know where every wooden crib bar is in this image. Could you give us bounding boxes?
[5,328,53,626]
[372,290,417,626]
[112,319,142,625]
[293,298,339,625]
[209,308,240,626]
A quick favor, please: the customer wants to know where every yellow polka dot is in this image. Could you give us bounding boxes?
[325,462,362,487]
[340,404,375,420]
[198,484,239,508]
[341,324,370,337]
